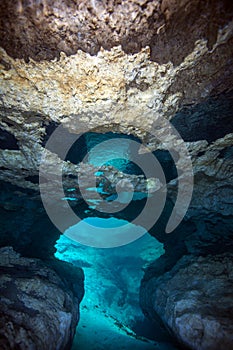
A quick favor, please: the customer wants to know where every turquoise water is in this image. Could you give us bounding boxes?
[54,131,180,349]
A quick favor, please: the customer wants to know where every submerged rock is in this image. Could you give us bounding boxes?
[0,247,84,350]
[140,253,233,350]
[0,1,233,349]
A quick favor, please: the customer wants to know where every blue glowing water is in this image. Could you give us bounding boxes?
[66,131,143,175]
[55,132,179,349]
[55,232,166,349]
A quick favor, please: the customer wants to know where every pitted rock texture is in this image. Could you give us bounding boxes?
[0,18,233,191]
[0,2,233,349]
[140,253,233,350]
[0,246,84,350]
[0,0,232,64]
[0,26,233,260]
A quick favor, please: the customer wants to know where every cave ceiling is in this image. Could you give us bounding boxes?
[0,0,232,223]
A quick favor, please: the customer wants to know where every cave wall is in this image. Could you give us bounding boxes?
[0,246,84,350]
[0,17,233,254]
[0,1,233,349]
[140,253,233,350]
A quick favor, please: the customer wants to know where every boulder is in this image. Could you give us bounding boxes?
[140,253,233,350]
[0,246,84,350]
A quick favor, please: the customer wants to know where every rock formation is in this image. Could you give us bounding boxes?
[0,0,233,349]
[0,247,84,350]
[140,253,233,350]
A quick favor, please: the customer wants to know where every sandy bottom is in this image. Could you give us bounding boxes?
[55,233,179,350]
[71,297,178,350]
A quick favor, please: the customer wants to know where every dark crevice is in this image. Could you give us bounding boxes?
[219,146,233,159]
[64,174,78,180]
[25,175,39,184]
[132,316,180,345]
[197,151,205,157]
[0,180,36,195]
[41,121,61,147]
[171,91,233,143]
[0,128,19,150]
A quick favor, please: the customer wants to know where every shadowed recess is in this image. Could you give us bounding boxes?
[0,128,19,150]
[171,91,233,142]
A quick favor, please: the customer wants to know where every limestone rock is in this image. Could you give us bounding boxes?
[140,253,233,350]
[0,3,233,348]
[1,0,232,65]
[0,246,84,350]
[0,27,233,191]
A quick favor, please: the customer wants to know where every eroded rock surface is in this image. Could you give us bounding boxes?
[0,1,233,349]
[0,31,233,192]
[0,0,232,64]
[0,246,84,350]
[140,253,233,350]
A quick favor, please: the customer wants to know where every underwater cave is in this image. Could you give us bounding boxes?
[56,131,178,349]
[0,1,233,350]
